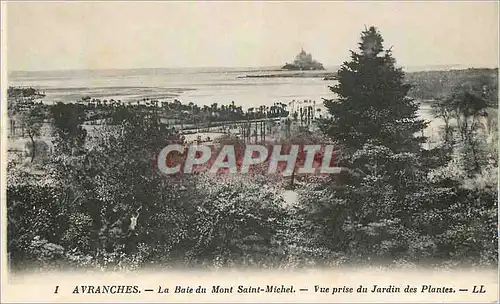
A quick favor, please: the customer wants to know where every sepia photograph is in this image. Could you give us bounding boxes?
[1,1,498,303]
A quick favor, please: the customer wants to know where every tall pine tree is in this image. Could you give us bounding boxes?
[294,27,435,263]
[321,26,427,156]
[293,26,497,266]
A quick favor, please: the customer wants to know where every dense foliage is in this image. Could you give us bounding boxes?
[321,27,427,154]
[6,26,497,271]
[300,26,498,268]
[406,68,498,107]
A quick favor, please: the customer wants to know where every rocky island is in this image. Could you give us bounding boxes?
[282,48,325,70]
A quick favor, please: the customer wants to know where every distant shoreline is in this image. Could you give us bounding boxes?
[7,67,497,109]
[237,71,337,80]
[8,64,497,75]
[238,67,499,81]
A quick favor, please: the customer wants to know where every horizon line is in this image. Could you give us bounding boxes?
[7,64,499,74]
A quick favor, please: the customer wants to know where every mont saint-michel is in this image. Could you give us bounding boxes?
[282,48,325,71]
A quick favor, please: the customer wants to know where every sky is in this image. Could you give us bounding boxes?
[5,1,499,71]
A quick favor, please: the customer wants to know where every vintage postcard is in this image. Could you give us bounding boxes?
[1,1,498,303]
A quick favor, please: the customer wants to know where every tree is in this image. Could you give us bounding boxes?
[46,107,193,266]
[432,82,491,175]
[20,106,44,162]
[181,174,287,267]
[449,87,489,174]
[296,26,438,264]
[51,102,87,155]
[321,26,426,156]
[293,26,498,267]
[432,98,455,151]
